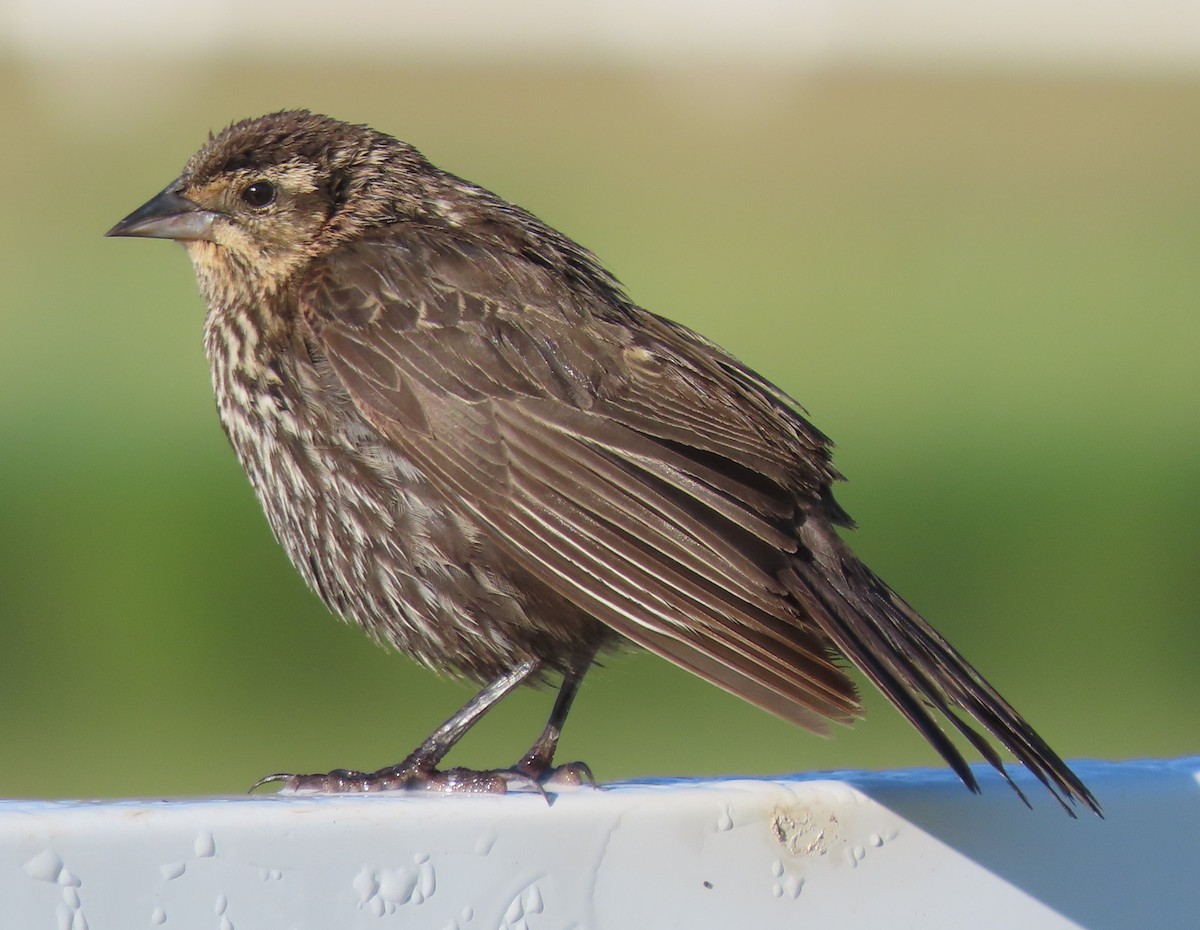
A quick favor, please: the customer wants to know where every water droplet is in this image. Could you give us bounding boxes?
[770,883,783,898]
[369,897,384,918]
[160,863,185,881]
[769,859,784,877]
[461,905,474,922]
[194,833,216,858]
[219,917,232,930]
[474,832,496,855]
[523,883,543,914]
[783,876,804,900]
[716,808,733,832]
[853,846,866,861]
[150,908,166,925]
[352,866,378,903]
[24,850,63,883]
[419,861,436,899]
[379,867,417,905]
[59,869,81,888]
[215,894,228,915]
[868,833,883,847]
[71,909,89,930]
[55,902,72,930]
[62,887,80,909]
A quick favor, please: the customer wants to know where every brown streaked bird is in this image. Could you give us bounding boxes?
[108,110,1098,813]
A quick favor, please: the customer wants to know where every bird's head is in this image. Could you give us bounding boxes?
[106,110,439,298]
[108,109,625,311]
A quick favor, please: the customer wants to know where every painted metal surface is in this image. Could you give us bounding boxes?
[2,757,1195,929]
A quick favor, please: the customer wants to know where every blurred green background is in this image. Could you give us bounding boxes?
[0,59,1196,799]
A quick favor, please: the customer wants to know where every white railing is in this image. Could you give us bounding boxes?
[2,756,1194,929]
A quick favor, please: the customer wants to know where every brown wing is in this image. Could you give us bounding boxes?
[297,229,862,734]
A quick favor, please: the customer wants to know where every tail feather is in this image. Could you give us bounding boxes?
[785,523,1101,817]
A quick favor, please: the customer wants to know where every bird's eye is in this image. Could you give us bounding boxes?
[241,180,276,208]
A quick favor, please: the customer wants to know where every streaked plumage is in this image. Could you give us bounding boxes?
[108,110,1099,813]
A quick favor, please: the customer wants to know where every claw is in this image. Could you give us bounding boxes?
[249,772,293,793]
[512,756,597,790]
[540,761,597,788]
[251,768,378,795]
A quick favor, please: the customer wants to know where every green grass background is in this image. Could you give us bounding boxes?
[0,61,1196,798]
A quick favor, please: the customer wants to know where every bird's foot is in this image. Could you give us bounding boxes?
[249,758,590,796]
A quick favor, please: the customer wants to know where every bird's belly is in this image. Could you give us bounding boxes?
[214,379,611,681]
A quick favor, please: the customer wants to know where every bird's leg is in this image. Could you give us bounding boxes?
[397,660,542,772]
[510,662,596,788]
[252,660,541,795]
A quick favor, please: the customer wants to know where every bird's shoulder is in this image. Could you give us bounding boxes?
[301,223,601,329]
[296,223,841,498]
[298,224,622,409]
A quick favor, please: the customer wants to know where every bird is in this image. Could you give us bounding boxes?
[107,110,1099,813]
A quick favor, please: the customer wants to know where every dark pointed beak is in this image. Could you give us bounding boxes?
[106,183,221,241]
